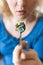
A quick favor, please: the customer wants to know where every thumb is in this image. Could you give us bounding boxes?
[15,45,22,59]
[13,45,22,64]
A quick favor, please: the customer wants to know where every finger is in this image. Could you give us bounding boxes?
[24,49,38,60]
[13,45,22,59]
[13,45,22,64]
[21,41,28,48]
[21,52,26,60]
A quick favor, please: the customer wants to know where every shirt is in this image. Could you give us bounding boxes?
[0,16,43,61]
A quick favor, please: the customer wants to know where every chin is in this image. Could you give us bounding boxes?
[18,15,28,21]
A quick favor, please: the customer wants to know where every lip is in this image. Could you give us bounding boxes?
[16,10,25,15]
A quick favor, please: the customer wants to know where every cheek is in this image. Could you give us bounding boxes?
[27,0,37,6]
[27,0,37,9]
[6,0,17,8]
[11,0,17,6]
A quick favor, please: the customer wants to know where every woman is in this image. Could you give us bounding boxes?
[0,0,43,65]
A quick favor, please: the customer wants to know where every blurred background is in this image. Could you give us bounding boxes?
[36,0,43,13]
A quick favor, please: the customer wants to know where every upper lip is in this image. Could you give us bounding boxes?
[16,10,25,12]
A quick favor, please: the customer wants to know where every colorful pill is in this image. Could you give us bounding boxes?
[16,22,26,33]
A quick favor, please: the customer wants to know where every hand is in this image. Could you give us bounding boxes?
[13,42,43,65]
[13,41,28,65]
[13,45,26,65]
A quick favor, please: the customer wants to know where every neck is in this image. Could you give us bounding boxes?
[3,12,36,26]
[11,15,36,25]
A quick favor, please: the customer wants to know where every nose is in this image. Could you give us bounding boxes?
[17,0,25,8]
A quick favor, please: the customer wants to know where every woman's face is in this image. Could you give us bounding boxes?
[6,0,37,20]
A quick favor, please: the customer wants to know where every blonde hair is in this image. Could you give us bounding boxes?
[0,0,11,16]
[0,0,43,17]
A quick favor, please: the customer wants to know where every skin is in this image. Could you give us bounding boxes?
[6,0,37,20]
[3,0,37,39]
[13,45,43,65]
